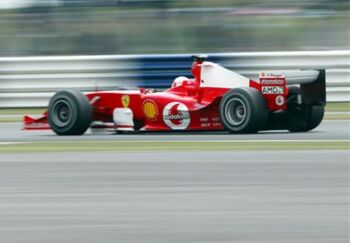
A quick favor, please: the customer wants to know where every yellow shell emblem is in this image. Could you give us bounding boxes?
[143,100,158,120]
[121,95,130,108]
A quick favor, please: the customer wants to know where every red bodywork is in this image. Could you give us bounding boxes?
[24,60,289,132]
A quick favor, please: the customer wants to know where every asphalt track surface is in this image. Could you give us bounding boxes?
[0,120,349,243]
[0,120,349,142]
[0,151,349,243]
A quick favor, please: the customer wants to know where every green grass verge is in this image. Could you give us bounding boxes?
[324,114,350,120]
[0,108,45,115]
[326,102,350,112]
[0,118,23,122]
[0,141,348,153]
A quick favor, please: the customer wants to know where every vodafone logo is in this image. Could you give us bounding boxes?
[162,102,191,130]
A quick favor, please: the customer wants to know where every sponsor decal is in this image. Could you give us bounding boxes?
[201,122,211,128]
[163,102,191,130]
[275,95,285,106]
[200,117,221,128]
[262,86,284,94]
[121,95,130,108]
[143,100,158,120]
[261,79,284,85]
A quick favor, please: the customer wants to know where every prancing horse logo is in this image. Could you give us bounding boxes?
[121,95,130,108]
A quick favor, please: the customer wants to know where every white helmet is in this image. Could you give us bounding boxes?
[172,76,188,88]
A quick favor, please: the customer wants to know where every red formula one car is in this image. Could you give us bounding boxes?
[24,55,326,135]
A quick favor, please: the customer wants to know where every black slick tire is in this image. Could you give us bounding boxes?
[287,87,325,132]
[48,90,92,135]
[219,88,268,133]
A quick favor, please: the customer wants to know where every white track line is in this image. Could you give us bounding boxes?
[0,142,23,145]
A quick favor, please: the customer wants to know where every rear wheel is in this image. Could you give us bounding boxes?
[48,90,92,135]
[287,87,324,132]
[220,88,268,133]
[288,106,324,132]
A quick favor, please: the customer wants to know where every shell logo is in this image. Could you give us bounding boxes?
[143,100,158,120]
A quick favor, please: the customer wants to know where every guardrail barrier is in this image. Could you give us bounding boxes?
[0,51,349,107]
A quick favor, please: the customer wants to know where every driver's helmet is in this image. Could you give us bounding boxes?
[172,76,188,88]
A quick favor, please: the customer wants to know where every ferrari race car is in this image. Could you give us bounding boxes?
[24,55,326,135]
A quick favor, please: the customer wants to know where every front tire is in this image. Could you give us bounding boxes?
[220,88,268,133]
[48,90,92,135]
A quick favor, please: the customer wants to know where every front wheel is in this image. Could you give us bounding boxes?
[48,90,92,135]
[219,88,268,133]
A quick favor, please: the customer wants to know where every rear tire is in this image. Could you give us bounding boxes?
[288,106,324,132]
[287,87,324,132]
[48,90,92,135]
[220,88,268,133]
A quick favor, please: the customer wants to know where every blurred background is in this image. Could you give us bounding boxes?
[0,0,349,56]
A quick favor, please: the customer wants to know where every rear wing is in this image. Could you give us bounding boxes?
[281,69,326,106]
[258,69,326,109]
[274,69,326,106]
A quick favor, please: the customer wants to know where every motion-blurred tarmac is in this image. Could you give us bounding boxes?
[0,150,348,243]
